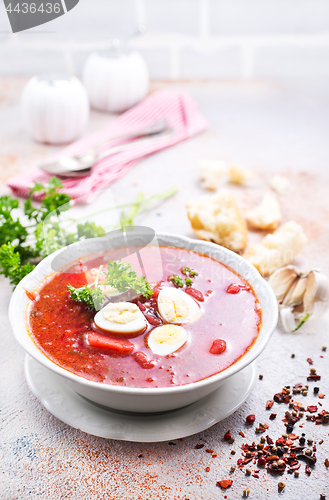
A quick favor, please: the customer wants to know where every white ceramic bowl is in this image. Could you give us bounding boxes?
[9,234,278,413]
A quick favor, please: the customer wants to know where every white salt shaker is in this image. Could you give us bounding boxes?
[82,48,149,113]
[21,74,90,144]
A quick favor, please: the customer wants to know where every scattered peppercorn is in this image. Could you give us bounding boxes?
[230,466,236,473]
[231,450,236,455]
[224,431,231,441]
[245,469,251,476]
[269,413,277,420]
[325,458,329,467]
[278,482,285,490]
[322,346,327,351]
[320,494,326,500]
[291,353,295,358]
[259,374,263,380]
[294,471,299,478]
[310,367,317,374]
[243,489,250,498]
[246,414,256,424]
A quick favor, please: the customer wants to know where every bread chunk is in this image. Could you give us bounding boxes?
[186,189,247,252]
[245,193,282,230]
[229,165,254,184]
[200,159,227,191]
[270,174,290,194]
[244,221,307,276]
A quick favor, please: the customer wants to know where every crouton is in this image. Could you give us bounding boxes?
[229,165,254,184]
[245,193,282,230]
[186,189,247,252]
[200,159,227,191]
[244,221,307,276]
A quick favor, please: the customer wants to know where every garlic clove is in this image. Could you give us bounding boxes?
[282,276,308,307]
[280,307,297,333]
[303,271,329,319]
[268,266,299,303]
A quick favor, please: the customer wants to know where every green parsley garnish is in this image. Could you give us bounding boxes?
[181,267,198,278]
[168,275,184,288]
[69,259,153,310]
[0,179,177,289]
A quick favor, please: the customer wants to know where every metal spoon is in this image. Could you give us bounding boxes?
[39,119,169,176]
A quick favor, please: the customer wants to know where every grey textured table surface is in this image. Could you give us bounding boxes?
[1,77,329,500]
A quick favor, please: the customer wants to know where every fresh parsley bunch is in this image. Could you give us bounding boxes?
[0,178,177,289]
[0,178,104,287]
[68,260,153,311]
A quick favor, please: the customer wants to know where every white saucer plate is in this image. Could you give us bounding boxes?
[25,355,256,443]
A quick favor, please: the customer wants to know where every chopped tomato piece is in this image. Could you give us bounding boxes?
[87,331,134,355]
[227,283,251,294]
[132,351,155,369]
[185,287,204,302]
[209,339,226,355]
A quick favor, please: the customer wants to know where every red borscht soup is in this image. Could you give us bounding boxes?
[28,246,261,388]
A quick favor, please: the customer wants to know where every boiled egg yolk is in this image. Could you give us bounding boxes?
[148,325,188,356]
[157,287,201,324]
[94,302,146,335]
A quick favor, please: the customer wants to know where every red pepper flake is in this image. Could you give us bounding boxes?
[194,444,204,449]
[307,405,318,413]
[206,448,214,453]
[205,467,210,472]
[246,414,256,424]
[288,434,299,440]
[216,479,233,489]
[307,358,313,365]
[269,413,277,420]
[266,436,274,445]
[224,431,232,441]
[307,374,321,381]
[325,458,329,467]
[319,440,323,445]
[305,465,312,475]
[273,392,290,404]
[252,474,259,478]
[266,400,274,410]
[239,431,245,437]
[212,454,217,458]
[319,394,325,399]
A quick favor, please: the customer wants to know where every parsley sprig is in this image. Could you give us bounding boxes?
[0,178,177,289]
[69,259,153,310]
[168,267,198,289]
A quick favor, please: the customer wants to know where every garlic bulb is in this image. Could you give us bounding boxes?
[268,266,329,332]
[82,50,149,113]
[21,74,89,144]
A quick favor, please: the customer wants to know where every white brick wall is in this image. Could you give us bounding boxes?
[0,0,329,79]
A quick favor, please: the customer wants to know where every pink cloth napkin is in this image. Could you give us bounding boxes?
[8,90,208,200]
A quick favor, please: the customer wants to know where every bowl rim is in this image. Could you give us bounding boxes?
[9,232,278,395]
